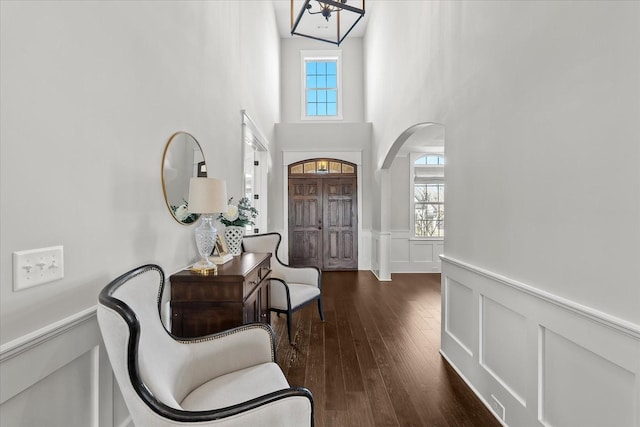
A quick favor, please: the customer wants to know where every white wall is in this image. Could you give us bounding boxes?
[365,1,640,425]
[0,1,280,425]
[280,37,365,123]
[389,155,411,230]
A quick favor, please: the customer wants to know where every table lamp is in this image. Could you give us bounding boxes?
[187,177,228,274]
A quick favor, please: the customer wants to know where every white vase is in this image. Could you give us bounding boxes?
[224,226,245,256]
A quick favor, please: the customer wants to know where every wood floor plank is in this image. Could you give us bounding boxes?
[305,318,326,426]
[271,271,501,427]
[323,306,348,411]
[361,368,400,427]
[334,298,365,393]
[285,303,312,387]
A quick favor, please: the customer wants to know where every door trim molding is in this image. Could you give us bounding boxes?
[282,150,362,267]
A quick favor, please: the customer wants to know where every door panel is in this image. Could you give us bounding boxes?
[323,178,357,270]
[289,179,323,268]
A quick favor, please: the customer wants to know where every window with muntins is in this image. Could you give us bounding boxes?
[306,61,337,116]
[415,154,444,165]
[411,153,445,238]
[414,183,444,237]
[301,51,342,120]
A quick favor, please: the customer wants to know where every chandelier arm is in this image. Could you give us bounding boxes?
[291,0,311,34]
[317,0,362,14]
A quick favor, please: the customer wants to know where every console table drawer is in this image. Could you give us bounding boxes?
[170,252,271,338]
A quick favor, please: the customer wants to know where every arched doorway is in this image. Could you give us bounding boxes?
[288,158,358,270]
[375,122,445,280]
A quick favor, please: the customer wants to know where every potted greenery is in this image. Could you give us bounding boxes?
[218,197,258,255]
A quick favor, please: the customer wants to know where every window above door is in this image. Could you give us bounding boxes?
[289,158,356,176]
[301,50,343,121]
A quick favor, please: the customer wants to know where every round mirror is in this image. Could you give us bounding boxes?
[161,132,206,225]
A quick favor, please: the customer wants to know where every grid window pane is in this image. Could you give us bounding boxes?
[414,184,427,202]
[307,104,317,116]
[306,76,317,88]
[414,183,444,237]
[415,154,444,165]
[305,59,338,117]
[306,62,316,74]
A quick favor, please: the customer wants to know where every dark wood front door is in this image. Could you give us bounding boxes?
[324,178,357,270]
[288,159,358,271]
[288,178,323,268]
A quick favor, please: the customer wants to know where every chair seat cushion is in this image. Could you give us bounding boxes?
[180,362,289,411]
[272,283,320,311]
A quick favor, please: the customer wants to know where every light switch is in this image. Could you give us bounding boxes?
[13,246,64,291]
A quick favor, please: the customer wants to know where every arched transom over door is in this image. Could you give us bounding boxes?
[288,159,358,271]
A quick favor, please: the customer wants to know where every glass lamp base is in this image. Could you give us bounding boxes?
[192,214,218,275]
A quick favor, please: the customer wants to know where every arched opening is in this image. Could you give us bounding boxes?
[374,122,445,280]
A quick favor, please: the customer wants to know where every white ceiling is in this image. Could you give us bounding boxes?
[272,0,370,40]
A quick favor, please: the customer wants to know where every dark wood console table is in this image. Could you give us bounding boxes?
[170,252,271,338]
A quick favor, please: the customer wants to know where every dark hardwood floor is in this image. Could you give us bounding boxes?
[270,271,501,427]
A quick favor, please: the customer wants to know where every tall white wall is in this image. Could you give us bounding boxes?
[365,0,639,328]
[365,1,640,425]
[280,37,365,123]
[0,1,280,425]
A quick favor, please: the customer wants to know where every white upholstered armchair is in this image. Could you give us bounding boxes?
[97,264,314,426]
[242,233,325,344]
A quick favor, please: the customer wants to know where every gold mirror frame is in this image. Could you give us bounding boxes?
[161,132,206,225]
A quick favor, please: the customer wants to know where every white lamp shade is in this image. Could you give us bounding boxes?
[187,178,228,214]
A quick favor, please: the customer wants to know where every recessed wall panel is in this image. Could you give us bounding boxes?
[410,242,434,263]
[445,278,474,355]
[541,328,636,427]
[0,349,96,426]
[481,296,527,404]
[390,238,409,262]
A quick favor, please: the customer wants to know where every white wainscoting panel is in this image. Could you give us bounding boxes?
[481,296,527,406]
[390,236,410,262]
[0,307,130,427]
[389,230,442,273]
[444,278,474,357]
[1,347,97,426]
[359,228,372,271]
[541,328,636,427]
[440,255,640,427]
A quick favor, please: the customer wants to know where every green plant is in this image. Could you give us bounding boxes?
[171,200,197,223]
[218,197,258,227]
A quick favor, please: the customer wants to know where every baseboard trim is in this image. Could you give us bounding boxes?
[440,349,507,427]
[440,255,640,339]
[371,269,393,282]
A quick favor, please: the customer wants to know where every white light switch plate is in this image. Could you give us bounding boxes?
[13,246,64,291]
